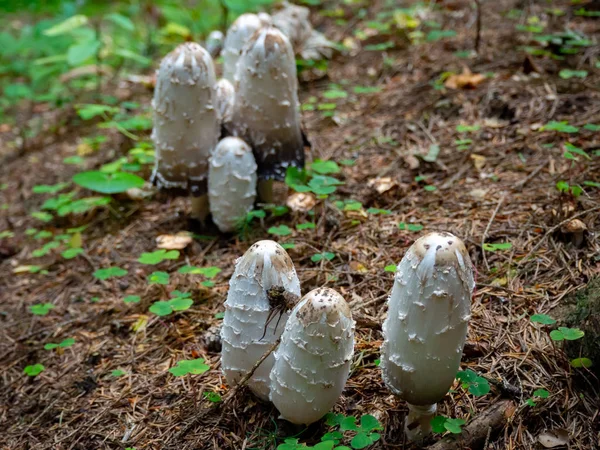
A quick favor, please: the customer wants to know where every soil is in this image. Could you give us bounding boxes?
[1,0,599,449]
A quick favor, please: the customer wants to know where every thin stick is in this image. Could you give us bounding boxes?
[518,206,600,265]
[474,0,482,53]
[481,194,506,271]
[173,337,282,443]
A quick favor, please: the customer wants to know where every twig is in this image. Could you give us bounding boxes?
[481,194,506,271]
[518,206,600,266]
[513,161,547,191]
[427,400,514,450]
[474,0,482,53]
[173,336,282,443]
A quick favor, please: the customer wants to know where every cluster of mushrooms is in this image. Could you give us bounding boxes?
[220,232,475,441]
[151,3,333,232]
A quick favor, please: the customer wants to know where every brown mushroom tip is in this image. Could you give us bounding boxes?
[242,240,295,273]
[412,232,469,266]
[297,287,352,326]
[561,218,587,234]
[166,42,211,74]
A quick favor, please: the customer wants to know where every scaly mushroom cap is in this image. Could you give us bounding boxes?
[222,13,271,82]
[231,26,305,181]
[270,287,355,425]
[220,240,301,400]
[151,42,218,196]
[381,232,474,406]
[208,137,257,233]
[215,78,235,127]
[272,1,312,50]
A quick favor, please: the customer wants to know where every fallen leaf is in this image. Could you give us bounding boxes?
[538,429,569,448]
[403,154,420,170]
[469,188,488,199]
[156,232,193,250]
[445,67,486,89]
[470,153,487,171]
[286,192,316,212]
[368,177,397,194]
[127,183,155,200]
[349,261,368,273]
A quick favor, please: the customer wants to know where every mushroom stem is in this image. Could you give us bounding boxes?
[190,195,209,223]
[258,180,289,204]
[405,403,437,442]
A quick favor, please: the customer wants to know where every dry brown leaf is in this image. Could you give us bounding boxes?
[470,153,487,171]
[349,261,368,273]
[156,232,193,250]
[368,176,397,194]
[538,429,569,448]
[286,192,316,212]
[445,67,486,89]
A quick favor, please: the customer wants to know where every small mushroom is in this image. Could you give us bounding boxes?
[270,287,355,425]
[205,30,224,57]
[231,26,305,203]
[222,13,272,82]
[208,137,257,233]
[215,78,235,131]
[560,218,587,247]
[381,232,474,441]
[151,43,219,222]
[220,240,301,401]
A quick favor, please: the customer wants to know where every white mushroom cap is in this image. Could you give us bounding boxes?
[381,232,474,406]
[151,42,218,196]
[215,78,235,126]
[270,287,355,425]
[206,30,224,57]
[208,137,257,233]
[222,13,272,82]
[272,1,312,51]
[231,26,305,181]
[220,240,301,400]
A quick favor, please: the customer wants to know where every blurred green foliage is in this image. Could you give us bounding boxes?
[0,0,274,122]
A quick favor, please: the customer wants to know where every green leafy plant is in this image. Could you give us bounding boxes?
[123,295,141,304]
[24,363,45,377]
[525,388,549,406]
[73,170,145,194]
[93,266,128,280]
[311,252,335,263]
[149,291,193,316]
[456,369,490,396]
[169,358,210,376]
[148,271,170,285]
[549,327,585,341]
[268,225,293,236]
[30,303,55,316]
[111,369,127,377]
[482,242,512,252]
[44,337,75,350]
[530,314,557,325]
[431,416,466,434]
[138,249,180,265]
[398,222,423,232]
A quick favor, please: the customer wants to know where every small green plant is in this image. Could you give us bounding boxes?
[169,358,210,376]
[149,291,193,316]
[456,369,490,396]
[138,249,180,265]
[311,252,335,263]
[549,327,585,341]
[148,271,169,285]
[24,363,45,376]
[44,337,75,350]
[540,121,579,133]
[430,416,466,434]
[178,265,221,287]
[530,314,557,325]
[482,242,512,252]
[30,303,55,316]
[268,225,293,236]
[111,369,127,377]
[94,266,128,280]
[525,388,549,407]
[398,222,423,232]
[123,295,141,304]
[73,170,145,194]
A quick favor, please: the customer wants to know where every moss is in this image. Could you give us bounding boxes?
[559,278,600,377]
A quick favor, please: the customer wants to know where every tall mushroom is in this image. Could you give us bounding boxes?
[151,42,219,222]
[222,13,271,82]
[208,137,257,233]
[231,26,305,204]
[220,240,301,401]
[381,232,474,441]
[270,287,355,425]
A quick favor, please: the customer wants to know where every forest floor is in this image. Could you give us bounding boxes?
[1,0,599,449]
